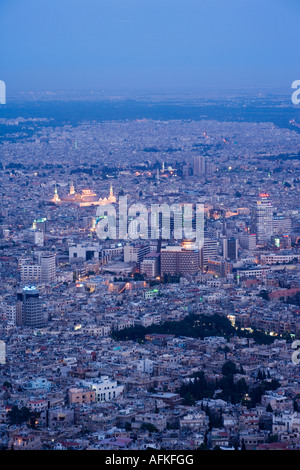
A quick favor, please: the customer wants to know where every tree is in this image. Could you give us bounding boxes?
[198,443,208,450]
[266,403,273,413]
[183,392,195,406]
[124,422,131,431]
[3,381,12,389]
[222,361,237,377]
[140,423,158,433]
[7,406,35,426]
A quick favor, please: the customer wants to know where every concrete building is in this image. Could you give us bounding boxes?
[17,286,45,328]
[82,376,124,403]
[160,246,199,276]
[40,253,56,284]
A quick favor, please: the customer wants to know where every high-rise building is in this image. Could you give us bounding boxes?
[0,341,6,365]
[193,156,206,176]
[238,232,256,250]
[17,286,45,328]
[21,263,42,284]
[40,253,56,284]
[32,218,47,233]
[223,237,238,261]
[3,303,17,327]
[272,215,292,235]
[200,238,218,270]
[160,246,199,276]
[25,229,44,247]
[253,193,273,244]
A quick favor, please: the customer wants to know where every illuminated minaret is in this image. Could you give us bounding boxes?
[52,185,60,204]
[69,181,75,195]
[108,183,116,203]
[91,217,96,232]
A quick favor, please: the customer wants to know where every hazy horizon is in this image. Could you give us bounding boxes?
[1,0,300,93]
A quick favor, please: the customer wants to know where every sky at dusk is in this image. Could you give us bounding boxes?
[0,0,300,92]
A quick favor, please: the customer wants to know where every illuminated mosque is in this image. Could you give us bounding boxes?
[51,182,116,207]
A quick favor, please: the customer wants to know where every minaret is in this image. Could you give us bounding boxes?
[156,168,160,181]
[108,183,116,202]
[91,217,96,232]
[52,185,60,204]
[70,181,75,195]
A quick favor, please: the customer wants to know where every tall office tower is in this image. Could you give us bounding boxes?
[0,341,5,365]
[16,301,24,326]
[193,155,206,176]
[227,237,238,261]
[205,161,216,175]
[222,211,227,236]
[182,163,190,179]
[223,237,238,261]
[32,217,47,233]
[160,247,199,276]
[17,286,45,328]
[34,231,44,247]
[3,303,17,327]
[25,229,44,247]
[200,238,218,270]
[272,214,292,235]
[253,193,273,244]
[40,253,56,284]
[239,232,256,250]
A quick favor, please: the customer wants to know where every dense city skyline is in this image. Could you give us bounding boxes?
[1,0,300,456]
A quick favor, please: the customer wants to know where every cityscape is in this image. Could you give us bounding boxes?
[1,0,300,457]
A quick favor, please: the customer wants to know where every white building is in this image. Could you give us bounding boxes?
[82,376,124,402]
[3,303,17,326]
[69,243,101,262]
[260,253,300,265]
[21,264,41,284]
[40,253,56,284]
[137,359,154,374]
[0,341,6,364]
[254,194,273,244]
[140,256,159,278]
